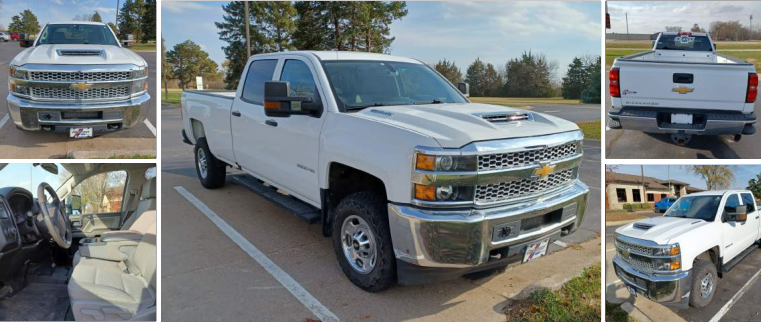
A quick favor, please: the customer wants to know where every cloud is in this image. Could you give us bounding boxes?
[51,0,64,4]
[162,1,209,13]
[92,7,116,15]
[607,1,761,34]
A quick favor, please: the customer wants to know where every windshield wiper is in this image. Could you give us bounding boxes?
[414,99,445,105]
[345,102,386,111]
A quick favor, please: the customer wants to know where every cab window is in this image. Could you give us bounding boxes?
[741,193,756,212]
[241,59,278,105]
[724,194,740,213]
[279,59,319,110]
[71,171,128,214]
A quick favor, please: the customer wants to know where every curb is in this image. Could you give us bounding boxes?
[621,302,653,322]
[67,150,156,159]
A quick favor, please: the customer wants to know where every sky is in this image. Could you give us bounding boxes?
[610,165,761,190]
[161,1,602,80]
[0,0,121,28]
[607,1,760,35]
[0,163,69,193]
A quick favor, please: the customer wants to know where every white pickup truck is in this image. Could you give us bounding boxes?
[613,190,761,308]
[6,22,150,137]
[180,51,590,291]
[608,32,757,145]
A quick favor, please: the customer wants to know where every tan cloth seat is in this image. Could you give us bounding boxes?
[73,210,156,267]
[68,222,156,321]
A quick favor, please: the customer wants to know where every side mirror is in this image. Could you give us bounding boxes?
[725,205,748,223]
[19,40,32,48]
[713,44,717,51]
[66,195,82,215]
[263,81,322,117]
[458,82,470,97]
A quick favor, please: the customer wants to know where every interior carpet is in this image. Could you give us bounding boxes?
[0,283,71,321]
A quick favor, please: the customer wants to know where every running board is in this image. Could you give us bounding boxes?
[228,174,321,224]
[722,243,759,273]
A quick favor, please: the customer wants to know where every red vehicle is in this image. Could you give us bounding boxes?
[10,32,20,41]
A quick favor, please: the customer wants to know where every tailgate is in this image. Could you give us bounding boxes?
[617,61,751,111]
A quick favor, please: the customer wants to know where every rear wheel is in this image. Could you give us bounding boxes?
[194,137,226,189]
[332,192,395,292]
[689,260,717,308]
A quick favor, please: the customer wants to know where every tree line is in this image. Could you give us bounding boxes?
[663,21,761,41]
[434,54,601,102]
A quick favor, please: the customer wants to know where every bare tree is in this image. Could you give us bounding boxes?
[684,165,735,190]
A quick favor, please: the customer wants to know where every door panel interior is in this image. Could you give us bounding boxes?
[73,212,121,238]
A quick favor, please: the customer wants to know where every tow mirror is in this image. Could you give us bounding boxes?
[66,195,82,215]
[725,205,748,223]
[19,39,32,48]
[458,82,470,97]
[263,81,322,118]
[713,44,717,51]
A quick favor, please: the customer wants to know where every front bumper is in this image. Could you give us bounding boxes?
[608,107,756,136]
[613,255,692,307]
[388,180,588,284]
[6,93,150,133]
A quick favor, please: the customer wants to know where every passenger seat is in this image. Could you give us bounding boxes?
[68,221,156,321]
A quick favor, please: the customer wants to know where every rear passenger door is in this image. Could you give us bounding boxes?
[741,193,761,244]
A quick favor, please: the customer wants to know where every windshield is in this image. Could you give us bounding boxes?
[655,34,713,52]
[36,24,118,46]
[321,60,467,111]
[0,163,72,193]
[663,195,721,221]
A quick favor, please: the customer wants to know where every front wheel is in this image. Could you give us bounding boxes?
[689,260,717,308]
[654,206,659,213]
[332,192,395,292]
[194,137,226,189]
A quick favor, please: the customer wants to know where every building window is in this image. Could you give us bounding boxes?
[661,193,667,199]
[616,188,627,202]
[647,194,655,202]
[632,189,641,202]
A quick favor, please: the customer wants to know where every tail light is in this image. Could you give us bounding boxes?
[609,68,620,98]
[747,73,758,103]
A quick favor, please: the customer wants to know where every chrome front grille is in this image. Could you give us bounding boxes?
[31,87,130,100]
[477,142,579,171]
[475,168,574,203]
[618,254,655,274]
[30,71,131,82]
[615,238,653,257]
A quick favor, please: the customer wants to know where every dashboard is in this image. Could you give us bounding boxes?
[0,187,47,283]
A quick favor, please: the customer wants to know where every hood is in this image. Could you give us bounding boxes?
[11,44,146,66]
[350,103,580,148]
[615,216,711,245]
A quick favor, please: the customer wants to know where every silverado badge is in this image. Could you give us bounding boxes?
[70,82,93,91]
[533,164,556,180]
[672,86,694,94]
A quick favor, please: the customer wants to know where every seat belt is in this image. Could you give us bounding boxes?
[120,185,144,228]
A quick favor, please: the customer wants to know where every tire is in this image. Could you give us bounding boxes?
[654,206,659,213]
[194,137,226,189]
[332,192,395,292]
[689,260,718,308]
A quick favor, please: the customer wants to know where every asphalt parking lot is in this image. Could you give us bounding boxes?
[160,103,602,321]
[0,41,156,158]
[606,216,761,321]
[604,69,761,159]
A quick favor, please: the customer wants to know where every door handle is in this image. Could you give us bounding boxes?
[231,110,242,117]
[265,120,278,127]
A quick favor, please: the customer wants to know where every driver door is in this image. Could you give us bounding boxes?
[66,170,128,238]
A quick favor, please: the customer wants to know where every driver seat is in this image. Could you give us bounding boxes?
[68,221,156,321]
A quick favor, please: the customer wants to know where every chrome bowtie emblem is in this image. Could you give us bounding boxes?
[70,82,92,91]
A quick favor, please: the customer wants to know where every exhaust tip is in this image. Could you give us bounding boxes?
[41,125,54,132]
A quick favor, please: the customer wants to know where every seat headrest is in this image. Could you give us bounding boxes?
[141,177,156,199]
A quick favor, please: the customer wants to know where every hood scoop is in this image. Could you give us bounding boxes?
[633,222,655,230]
[56,49,104,56]
[476,111,534,124]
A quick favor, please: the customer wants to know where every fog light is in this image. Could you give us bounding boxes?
[436,185,458,200]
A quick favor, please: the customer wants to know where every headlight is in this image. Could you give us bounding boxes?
[131,67,148,79]
[652,244,680,257]
[8,79,29,96]
[414,152,476,172]
[131,79,148,94]
[9,65,26,79]
[652,243,681,272]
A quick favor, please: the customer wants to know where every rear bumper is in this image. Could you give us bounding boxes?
[388,180,588,284]
[6,93,149,133]
[608,107,756,135]
[613,255,692,308]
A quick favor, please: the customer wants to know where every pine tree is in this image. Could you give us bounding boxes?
[92,11,103,22]
[141,0,156,43]
[8,10,40,35]
[166,40,219,90]
[434,59,462,85]
[465,58,487,97]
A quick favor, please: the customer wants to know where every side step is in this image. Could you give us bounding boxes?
[722,242,759,273]
[228,174,321,224]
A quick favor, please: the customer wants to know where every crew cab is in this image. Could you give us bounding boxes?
[608,32,758,145]
[613,190,761,308]
[181,51,590,291]
[0,163,157,321]
[6,22,150,138]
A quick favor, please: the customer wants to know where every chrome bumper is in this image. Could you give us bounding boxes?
[613,255,692,305]
[609,108,756,135]
[6,93,149,132]
[388,180,588,268]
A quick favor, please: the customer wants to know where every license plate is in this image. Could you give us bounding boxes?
[523,238,550,263]
[69,127,93,138]
[671,113,693,124]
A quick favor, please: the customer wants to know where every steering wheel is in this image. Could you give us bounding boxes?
[36,182,72,249]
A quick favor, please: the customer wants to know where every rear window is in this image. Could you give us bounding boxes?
[655,34,713,52]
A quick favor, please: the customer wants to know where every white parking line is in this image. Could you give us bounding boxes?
[553,240,567,248]
[0,114,9,130]
[606,248,616,252]
[174,186,340,322]
[709,266,761,322]
[544,110,562,113]
[606,279,621,287]
[144,119,157,136]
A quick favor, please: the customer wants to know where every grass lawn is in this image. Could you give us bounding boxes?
[576,120,601,140]
[129,43,157,52]
[718,51,761,69]
[470,97,582,107]
[605,49,641,66]
[606,302,635,322]
[504,264,601,322]
[161,88,183,105]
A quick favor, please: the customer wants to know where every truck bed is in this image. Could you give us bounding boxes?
[618,51,751,65]
[183,90,236,99]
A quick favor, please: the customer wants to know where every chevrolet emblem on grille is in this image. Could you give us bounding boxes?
[532,164,556,180]
[70,82,93,91]
[622,247,631,258]
[671,86,694,94]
